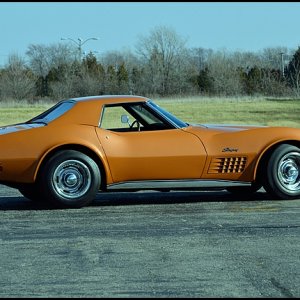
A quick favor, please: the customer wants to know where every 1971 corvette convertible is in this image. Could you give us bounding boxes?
[0,95,300,208]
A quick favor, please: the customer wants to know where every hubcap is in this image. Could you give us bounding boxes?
[278,152,300,192]
[65,173,77,186]
[52,160,92,199]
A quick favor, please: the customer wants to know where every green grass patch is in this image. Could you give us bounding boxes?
[0,102,52,126]
[154,96,300,128]
[0,96,299,128]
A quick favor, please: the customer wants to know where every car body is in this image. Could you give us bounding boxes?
[0,95,300,208]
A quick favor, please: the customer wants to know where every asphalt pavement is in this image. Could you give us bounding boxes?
[0,186,299,297]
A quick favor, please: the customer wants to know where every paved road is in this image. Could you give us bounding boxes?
[0,186,299,298]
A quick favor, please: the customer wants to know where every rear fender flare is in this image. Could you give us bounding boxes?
[33,143,112,189]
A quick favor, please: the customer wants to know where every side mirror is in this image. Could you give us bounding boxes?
[121,115,130,126]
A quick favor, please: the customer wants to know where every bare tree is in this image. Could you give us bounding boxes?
[188,47,213,73]
[100,49,139,94]
[26,43,75,77]
[26,43,76,96]
[206,49,244,96]
[259,47,291,71]
[284,47,300,96]
[0,54,36,101]
[1,33,298,100]
[136,25,188,96]
[50,72,101,99]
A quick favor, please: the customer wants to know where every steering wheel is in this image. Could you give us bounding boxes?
[130,120,140,131]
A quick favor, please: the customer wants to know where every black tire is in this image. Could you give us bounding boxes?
[263,144,300,200]
[40,150,101,208]
[226,182,262,195]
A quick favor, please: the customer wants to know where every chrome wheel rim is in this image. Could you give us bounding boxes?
[52,160,92,199]
[278,152,300,192]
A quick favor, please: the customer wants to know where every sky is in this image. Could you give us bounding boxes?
[1,2,300,66]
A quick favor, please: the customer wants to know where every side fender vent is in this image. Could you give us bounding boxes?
[208,157,247,174]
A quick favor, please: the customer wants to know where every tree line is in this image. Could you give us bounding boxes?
[0,25,300,102]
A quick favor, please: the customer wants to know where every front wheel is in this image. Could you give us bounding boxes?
[40,150,101,208]
[263,144,300,199]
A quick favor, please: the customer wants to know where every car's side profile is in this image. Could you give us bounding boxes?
[0,95,299,208]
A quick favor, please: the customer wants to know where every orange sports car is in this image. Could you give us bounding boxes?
[0,95,300,208]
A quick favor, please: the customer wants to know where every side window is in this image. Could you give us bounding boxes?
[100,102,173,132]
[100,105,134,131]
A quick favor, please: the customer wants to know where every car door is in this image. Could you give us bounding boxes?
[96,127,207,183]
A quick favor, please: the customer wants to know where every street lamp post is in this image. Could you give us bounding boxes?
[280,52,285,77]
[61,37,99,61]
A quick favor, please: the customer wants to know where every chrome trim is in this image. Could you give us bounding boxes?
[107,179,251,191]
[146,101,182,129]
[52,159,92,199]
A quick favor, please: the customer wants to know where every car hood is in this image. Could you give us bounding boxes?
[0,123,44,135]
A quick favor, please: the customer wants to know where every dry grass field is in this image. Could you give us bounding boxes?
[0,96,299,128]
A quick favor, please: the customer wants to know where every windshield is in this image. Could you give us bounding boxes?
[147,101,188,128]
[27,100,75,124]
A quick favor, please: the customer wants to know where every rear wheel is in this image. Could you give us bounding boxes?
[40,150,101,208]
[263,144,300,199]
